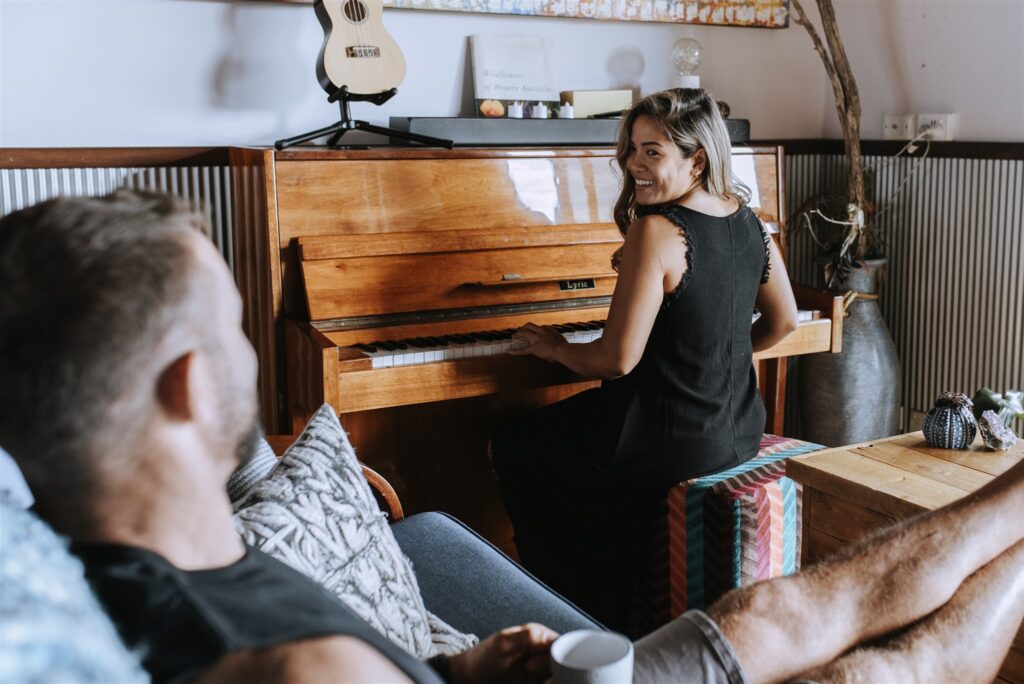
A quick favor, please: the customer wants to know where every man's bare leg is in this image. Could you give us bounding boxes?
[814,539,1024,684]
[708,458,1024,684]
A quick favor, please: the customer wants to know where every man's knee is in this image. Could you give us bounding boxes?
[709,573,827,659]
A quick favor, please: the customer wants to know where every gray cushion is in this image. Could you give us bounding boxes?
[232,405,476,657]
[0,500,147,683]
[392,511,604,638]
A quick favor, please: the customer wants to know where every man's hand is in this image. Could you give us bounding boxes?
[447,623,559,684]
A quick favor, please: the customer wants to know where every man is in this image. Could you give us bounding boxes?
[0,191,1022,684]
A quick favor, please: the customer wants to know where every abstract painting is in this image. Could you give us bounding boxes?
[385,0,789,27]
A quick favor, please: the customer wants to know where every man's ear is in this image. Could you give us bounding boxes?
[156,352,196,421]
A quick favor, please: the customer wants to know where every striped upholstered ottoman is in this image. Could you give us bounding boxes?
[639,435,824,632]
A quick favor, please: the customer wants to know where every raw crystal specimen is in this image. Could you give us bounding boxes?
[978,410,1017,451]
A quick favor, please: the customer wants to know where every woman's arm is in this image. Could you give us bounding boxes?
[511,214,683,379]
[751,238,799,353]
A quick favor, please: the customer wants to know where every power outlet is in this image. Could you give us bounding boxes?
[883,114,916,140]
[918,113,956,141]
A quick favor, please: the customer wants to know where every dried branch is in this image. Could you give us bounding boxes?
[816,0,860,117]
[791,0,845,120]
[791,0,871,266]
[815,0,865,218]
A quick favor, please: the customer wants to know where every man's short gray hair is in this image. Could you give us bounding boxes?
[0,191,209,515]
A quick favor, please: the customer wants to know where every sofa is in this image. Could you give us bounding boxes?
[0,409,599,682]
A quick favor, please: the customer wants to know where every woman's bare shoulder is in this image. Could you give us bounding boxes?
[627,212,683,242]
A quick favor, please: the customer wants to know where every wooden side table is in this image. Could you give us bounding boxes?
[788,431,1024,683]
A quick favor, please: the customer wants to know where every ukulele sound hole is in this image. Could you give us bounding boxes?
[343,0,368,23]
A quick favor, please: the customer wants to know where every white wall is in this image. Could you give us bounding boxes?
[0,0,1020,147]
[823,0,1024,142]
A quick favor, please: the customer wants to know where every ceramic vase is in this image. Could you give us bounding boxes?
[798,258,901,447]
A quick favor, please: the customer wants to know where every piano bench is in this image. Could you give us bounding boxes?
[639,435,825,633]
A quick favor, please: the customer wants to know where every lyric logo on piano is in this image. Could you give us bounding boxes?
[559,278,596,292]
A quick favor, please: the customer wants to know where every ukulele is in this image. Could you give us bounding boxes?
[314,0,407,95]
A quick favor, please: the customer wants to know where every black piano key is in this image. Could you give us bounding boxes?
[354,343,377,353]
[371,341,398,351]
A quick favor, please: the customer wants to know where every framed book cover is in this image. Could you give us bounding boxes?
[470,35,560,117]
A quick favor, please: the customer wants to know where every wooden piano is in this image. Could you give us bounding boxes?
[230,145,842,552]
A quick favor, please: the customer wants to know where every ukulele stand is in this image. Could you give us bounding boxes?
[275,86,454,150]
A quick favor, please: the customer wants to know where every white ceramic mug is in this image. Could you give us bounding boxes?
[550,629,634,684]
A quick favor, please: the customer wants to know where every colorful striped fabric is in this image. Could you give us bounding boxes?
[639,436,824,632]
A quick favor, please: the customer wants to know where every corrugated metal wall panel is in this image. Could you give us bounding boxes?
[1,166,233,266]
[785,154,1024,433]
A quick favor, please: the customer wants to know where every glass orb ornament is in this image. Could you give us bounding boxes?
[671,37,702,89]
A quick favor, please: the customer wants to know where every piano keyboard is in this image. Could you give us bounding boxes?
[353,321,606,369]
[346,309,819,370]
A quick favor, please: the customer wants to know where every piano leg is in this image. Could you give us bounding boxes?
[761,357,788,436]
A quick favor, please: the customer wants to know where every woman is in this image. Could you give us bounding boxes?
[490,88,798,635]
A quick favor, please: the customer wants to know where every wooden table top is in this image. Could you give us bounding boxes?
[788,431,1024,519]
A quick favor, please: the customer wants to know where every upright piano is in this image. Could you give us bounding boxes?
[230,145,842,551]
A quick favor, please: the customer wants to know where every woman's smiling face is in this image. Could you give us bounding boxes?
[626,115,701,206]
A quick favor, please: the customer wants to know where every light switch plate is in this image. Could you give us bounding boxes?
[883,114,916,140]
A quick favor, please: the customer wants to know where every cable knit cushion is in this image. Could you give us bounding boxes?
[226,437,278,505]
[232,404,475,658]
[0,498,147,684]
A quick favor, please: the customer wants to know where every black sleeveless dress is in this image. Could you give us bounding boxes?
[491,203,771,635]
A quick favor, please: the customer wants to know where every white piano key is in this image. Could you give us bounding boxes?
[349,327,606,369]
